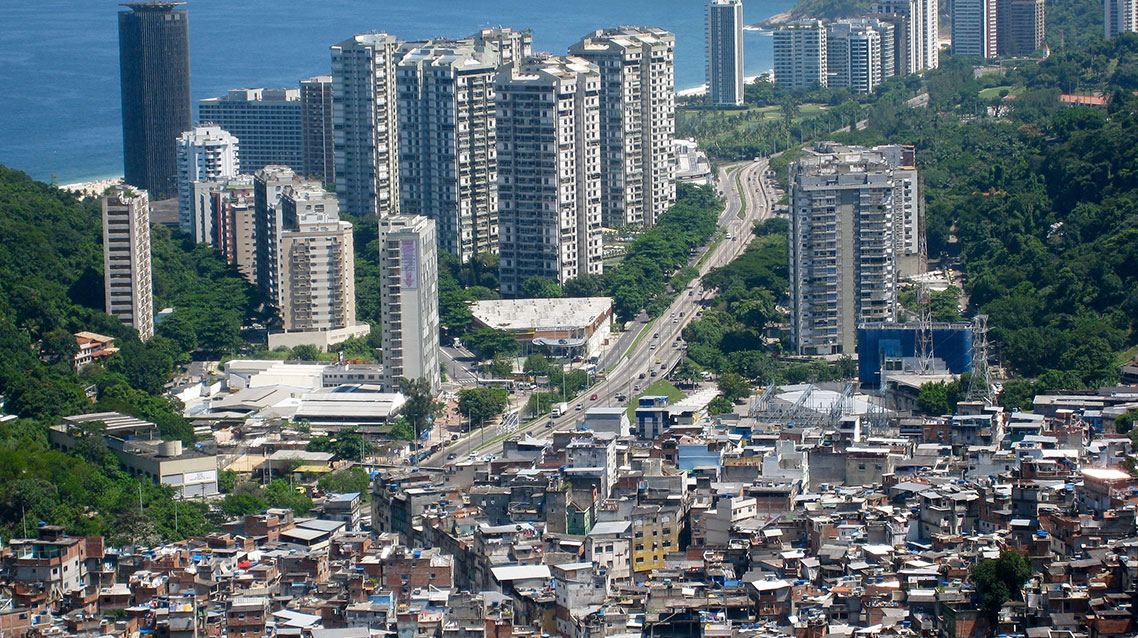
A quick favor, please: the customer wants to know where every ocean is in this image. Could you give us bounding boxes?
[0,0,792,184]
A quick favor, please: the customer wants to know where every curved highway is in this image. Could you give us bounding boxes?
[423,157,775,467]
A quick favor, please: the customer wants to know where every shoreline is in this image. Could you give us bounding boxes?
[676,73,772,98]
[752,8,796,29]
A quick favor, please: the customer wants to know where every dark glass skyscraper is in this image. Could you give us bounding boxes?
[118,2,191,198]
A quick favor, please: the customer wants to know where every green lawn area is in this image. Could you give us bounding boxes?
[626,379,685,419]
[733,169,746,218]
[1117,343,1138,366]
[978,85,1016,99]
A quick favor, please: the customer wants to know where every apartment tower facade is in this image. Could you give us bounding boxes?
[189,177,256,282]
[953,0,999,57]
[571,27,677,228]
[874,0,939,73]
[827,20,892,93]
[1106,0,1138,37]
[278,185,357,332]
[396,40,501,262]
[197,88,303,173]
[773,21,828,89]
[102,186,154,342]
[118,2,191,198]
[378,215,441,395]
[790,143,901,356]
[177,124,240,233]
[706,0,745,106]
[495,55,603,297]
[300,75,336,184]
[997,0,1046,55]
[332,33,402,218]
[253,165,305,304]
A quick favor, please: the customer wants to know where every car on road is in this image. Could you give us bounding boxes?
[546,420,554,428]
[575,403,583,411]
[451,434,459,441]
[633,384,641,392]
[639,372,646,379]
[650,371,658,377]
[650,343,657,350]
[653,333,659,339]
[679,312,684,317]
[447,453,457,460]
[590,393,598,401]
[673,318,678,323]
[615,393,627,401]
[656,358,662,364]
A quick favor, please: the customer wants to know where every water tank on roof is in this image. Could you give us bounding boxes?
[159,440,183,457]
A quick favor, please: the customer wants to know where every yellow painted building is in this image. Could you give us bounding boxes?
[631,504,681,573]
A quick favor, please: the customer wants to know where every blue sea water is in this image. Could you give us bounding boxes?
[0,0,793,184]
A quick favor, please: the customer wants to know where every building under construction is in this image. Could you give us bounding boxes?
[856,321,974,388]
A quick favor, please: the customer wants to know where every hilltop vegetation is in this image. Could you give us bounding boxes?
[755,0,874,28]
[837,38,1138,392]
[0,166,260,541]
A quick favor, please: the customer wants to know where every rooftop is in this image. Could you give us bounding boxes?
[471,297,613,332]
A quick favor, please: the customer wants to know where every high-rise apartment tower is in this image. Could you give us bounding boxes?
[790,143,906,356]
[332,33,402,218]
[1106,0,1138,37]
[571,27,677,227]
[773,21,828,89]
[953,0,999,57]
[378,215,441,395]
[177,124,240,233]
[300,76,336,183]
[102,186,154,342]
[495,55,603,297]
[706,0,745,106]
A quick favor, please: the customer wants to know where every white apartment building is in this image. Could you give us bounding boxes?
[873,144,926,277]
[495,55,603,297]
[773,21,828,89]
[177,124,239,233]
[1106,0,1138,37]
[197,88,302,173]
[279,185,356,332]
[706,0,745,106]
[102,186,154,342]
[953,0,999,57]
[790,143,901,356]
[397,40,501,262]
[378,215,440,394]
[873,0,939,73]
[917,0,940,69]
[827,20,887,93]
[570,26,677,228]
[332,33,402,218]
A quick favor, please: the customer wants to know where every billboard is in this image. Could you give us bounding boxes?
[400,239,418,289]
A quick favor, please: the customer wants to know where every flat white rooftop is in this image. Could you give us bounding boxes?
[471,297,613,331]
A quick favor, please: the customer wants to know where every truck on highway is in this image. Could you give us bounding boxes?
[552,402,567,417]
